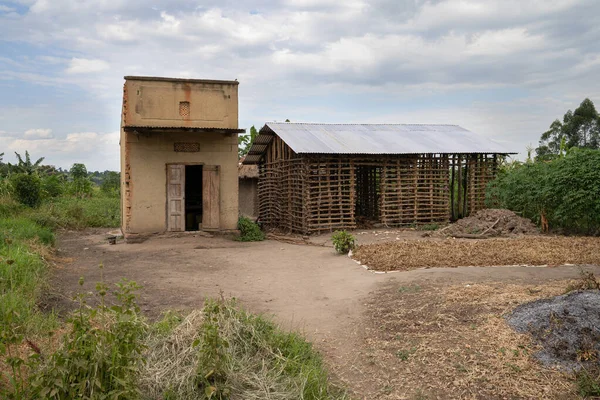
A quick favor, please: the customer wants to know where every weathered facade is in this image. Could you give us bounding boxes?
[120,76,244,238]
[243,123,512,234]
[238,164,259,218]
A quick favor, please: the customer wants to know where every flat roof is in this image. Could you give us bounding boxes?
[124,76,239,85]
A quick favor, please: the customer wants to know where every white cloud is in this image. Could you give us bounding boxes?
[0,5,16,12]
[0,0,599,168]
[24,128,53,139]
[4,131,120,170]
[66,58,110,74]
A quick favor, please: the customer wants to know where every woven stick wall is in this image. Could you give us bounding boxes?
[256,135,499,234]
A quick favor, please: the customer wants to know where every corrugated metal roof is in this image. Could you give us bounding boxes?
[267,123,511,154]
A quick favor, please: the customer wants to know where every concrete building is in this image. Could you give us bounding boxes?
[120,76,244,239]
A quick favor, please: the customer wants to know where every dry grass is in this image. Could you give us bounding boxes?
[353,236,600,271]
[139,301,347,400]
[343,281,579,399]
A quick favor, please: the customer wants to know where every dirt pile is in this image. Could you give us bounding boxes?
[507,290,600,372]
[438,209,539,238]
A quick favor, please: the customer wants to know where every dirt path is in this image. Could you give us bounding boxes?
[48,229,600,399]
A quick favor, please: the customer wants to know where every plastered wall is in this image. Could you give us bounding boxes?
[122,130,239,233]
[120,77,240,235]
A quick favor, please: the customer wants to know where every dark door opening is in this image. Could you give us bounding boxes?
[355,165,381,227]
[185,165,203,231]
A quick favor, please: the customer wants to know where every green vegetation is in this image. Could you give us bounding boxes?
[332,230,356,254]
[141,298,347,399]
[536,98,600,160]
[1,151,344,399]
[576,368,600,398]
[238,125,259,159]
[237,215,265,241]
[486,148,600,234]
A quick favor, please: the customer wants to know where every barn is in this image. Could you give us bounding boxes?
[120,76,244,239]
[243,123,512,234]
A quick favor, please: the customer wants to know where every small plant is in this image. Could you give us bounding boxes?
[417,223,439,231]
[10,173,42,207]
[332,230,355,254]
[237,216,265,242]
[30,276,147,399]
[396,347,417,361]
[576,367,600,397]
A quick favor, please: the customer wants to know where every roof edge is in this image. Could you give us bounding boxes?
[124,76,239,85]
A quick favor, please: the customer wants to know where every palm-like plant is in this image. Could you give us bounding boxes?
[10,151,45,175]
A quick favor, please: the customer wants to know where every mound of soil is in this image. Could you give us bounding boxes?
[439,209,539,238]
[507,290,600,372]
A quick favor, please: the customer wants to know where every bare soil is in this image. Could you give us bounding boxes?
[47,229,600,399]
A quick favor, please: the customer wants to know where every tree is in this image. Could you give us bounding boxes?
[536,98,600,160]
[238,125,259,159]
[69,163,88,180]
[9,151,45,175]
[69,163,93,198]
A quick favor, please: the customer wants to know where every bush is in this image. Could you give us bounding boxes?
[487,149,600,235]
[41,175,64,198]
[237,216,265,242]
[29,279,147,400]
[10,174,42,207]
[101,171,120,196]
[332,230,355,254]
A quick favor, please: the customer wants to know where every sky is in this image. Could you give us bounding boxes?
[1,0,599,171]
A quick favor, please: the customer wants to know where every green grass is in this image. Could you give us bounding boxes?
[0,192,119,335]
[30,195,120,230]
[0,215,57,334]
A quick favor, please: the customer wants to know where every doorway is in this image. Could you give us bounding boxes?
[185,165,203,231]
[355,165,381,227]
[167,164,221,232]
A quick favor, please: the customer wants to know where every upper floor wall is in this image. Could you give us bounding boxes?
[122,76,239,129]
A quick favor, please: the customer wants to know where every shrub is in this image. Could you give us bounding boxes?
[41,174,64,198]
[486,148,600,234]
[332,230,355,254]
[101,171,120,196]
[10,173,42,207]
[237,216,265,242]
[29,279,147,399]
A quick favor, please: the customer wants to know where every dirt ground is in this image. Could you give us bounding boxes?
[47,229,600,399]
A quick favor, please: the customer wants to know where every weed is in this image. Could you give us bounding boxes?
[417,223,439,231]
[398,285,422,294]
[576,367,600,398]
[396,347,417,361]
[237,216,265,242]
[29,277,147,399]
[332,230,355,254]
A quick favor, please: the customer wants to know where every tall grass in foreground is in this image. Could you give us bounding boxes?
[0,208,57,334]
[141,298,348,400]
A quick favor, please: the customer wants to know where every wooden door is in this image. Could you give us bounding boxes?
[202,166,220,230]
[167,164,185,232]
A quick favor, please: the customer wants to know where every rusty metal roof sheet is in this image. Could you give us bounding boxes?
[124,76,239,85]
[124,126,245,133]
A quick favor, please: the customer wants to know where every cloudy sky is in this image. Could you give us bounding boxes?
[1,0,599,171]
